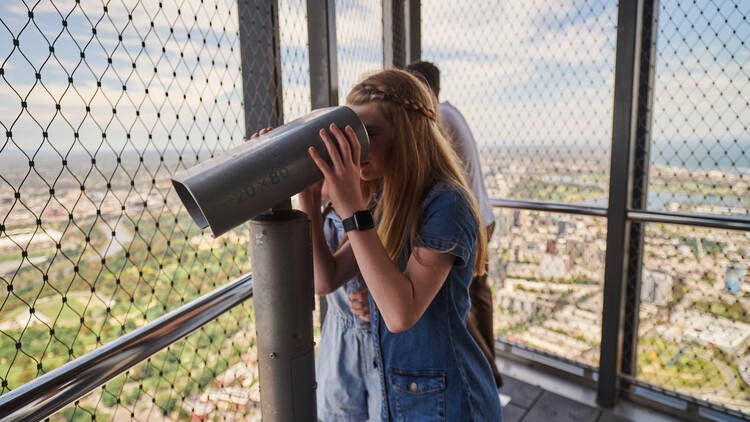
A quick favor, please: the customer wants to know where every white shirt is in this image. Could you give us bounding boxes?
[439,102,494,227]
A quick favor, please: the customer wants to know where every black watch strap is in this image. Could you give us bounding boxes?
[342,210,375,232]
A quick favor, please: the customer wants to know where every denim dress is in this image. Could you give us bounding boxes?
[370,183,503,421]
[316,210,382,422]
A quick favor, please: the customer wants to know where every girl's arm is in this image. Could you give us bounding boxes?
[308,124,455,332]
[347,230,454,332]
[298,184,359,295]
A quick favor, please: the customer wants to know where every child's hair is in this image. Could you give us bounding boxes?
[346,69,487,277]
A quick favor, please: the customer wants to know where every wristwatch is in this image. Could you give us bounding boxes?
[342,210,375,232]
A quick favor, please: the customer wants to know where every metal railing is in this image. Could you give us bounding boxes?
[0,274,252,422]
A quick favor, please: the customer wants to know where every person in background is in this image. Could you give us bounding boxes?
[406,60,503,388]
[299,68,502,420]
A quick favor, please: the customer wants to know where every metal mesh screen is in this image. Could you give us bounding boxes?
[491,209,605,367]
[0,0,260,418]
[421,0,617,205]
[636,223,750,414]
[648,1,749,217]
[335,0,383,104]
[279,0,311,122]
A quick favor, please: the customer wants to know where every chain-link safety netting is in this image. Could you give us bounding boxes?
[335,0,383,104]
[0,0,263,419]
[490,208,605,367]
[637,224,750,414]
[648,1,749,217]
[422,0,618,206]
[422,0,617,369]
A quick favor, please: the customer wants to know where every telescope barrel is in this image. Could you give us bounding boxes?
[171,106,370,237]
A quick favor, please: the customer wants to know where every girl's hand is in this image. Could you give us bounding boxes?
[248,126,273,139]
[298,180,323,217]
[348,288,371,322]
[307,124,366,219]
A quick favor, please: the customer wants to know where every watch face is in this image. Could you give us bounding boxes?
[355,210,374,230]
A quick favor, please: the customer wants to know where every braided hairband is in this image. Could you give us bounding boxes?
[358,83,437,121]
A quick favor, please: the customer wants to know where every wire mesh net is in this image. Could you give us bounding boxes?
[421,0,617,205]
[648,1,750,217]
[335,0,383,104]
[490,209,605,367]
[0,0,260,419]
[636,223,750,414]
[279,0,310,122]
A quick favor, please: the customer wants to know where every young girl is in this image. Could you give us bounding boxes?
[315,180,381,422]
[299,69,503,421]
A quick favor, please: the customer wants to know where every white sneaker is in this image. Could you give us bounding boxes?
[499,392,511,407]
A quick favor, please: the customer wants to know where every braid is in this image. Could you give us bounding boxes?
[358,83,437,121]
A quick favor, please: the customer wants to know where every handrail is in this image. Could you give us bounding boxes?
[490,197,749,231]
[0,273,253,422]
[489,198,608,217]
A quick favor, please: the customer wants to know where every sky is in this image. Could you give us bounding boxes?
[0,0,748,175]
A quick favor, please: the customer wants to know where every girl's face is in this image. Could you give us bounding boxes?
[349,102,394,181]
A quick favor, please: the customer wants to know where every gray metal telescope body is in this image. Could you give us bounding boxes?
[172,106,370,237]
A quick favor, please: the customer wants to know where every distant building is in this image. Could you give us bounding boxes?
[725,265,746,294]
[546,238,557,255]
[540,255,567,280]
[641,269,673,307]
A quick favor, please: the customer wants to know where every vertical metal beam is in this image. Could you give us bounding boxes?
[621,0,659,378]
[405,0,420,64]
[251,211,316,421]
[307,0,338,322]
[597,0,647,408]
[238,0,284,134]
[308,0,338,108]
[383,0,405,68]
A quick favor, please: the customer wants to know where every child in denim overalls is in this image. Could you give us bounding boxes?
[316,199,381,422]
[300,69,503,421]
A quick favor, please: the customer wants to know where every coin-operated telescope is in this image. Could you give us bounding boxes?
[172,105,369,237]
[171,106,369,422]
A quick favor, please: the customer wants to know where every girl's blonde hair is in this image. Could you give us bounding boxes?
[346,69,487,277]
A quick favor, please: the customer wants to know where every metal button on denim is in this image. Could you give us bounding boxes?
[409,382,418,393]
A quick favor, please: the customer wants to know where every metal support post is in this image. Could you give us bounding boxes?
[250,210,316,421]
[383,0,404,67]
[383,0,419,68]
[621,0,659,378]
[405,0,420,64]
[308,0,338,108]
[597,0,655,408]
[307,0,339,322]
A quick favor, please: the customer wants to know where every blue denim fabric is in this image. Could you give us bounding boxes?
[371,183,503,422]
[316,210,381,422]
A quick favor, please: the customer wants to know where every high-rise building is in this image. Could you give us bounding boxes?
[641,269,674,307]
[725,265,746,295]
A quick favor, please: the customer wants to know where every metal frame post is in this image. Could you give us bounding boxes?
[597,0,654,408]
[405,0,420,64]
[382,0,404,68]
[621,0,659,379]
[307,0,338,322]
[308,0,338,108]
[383,0,419,68]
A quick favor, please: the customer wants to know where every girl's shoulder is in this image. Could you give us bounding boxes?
[422,181,472,210]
